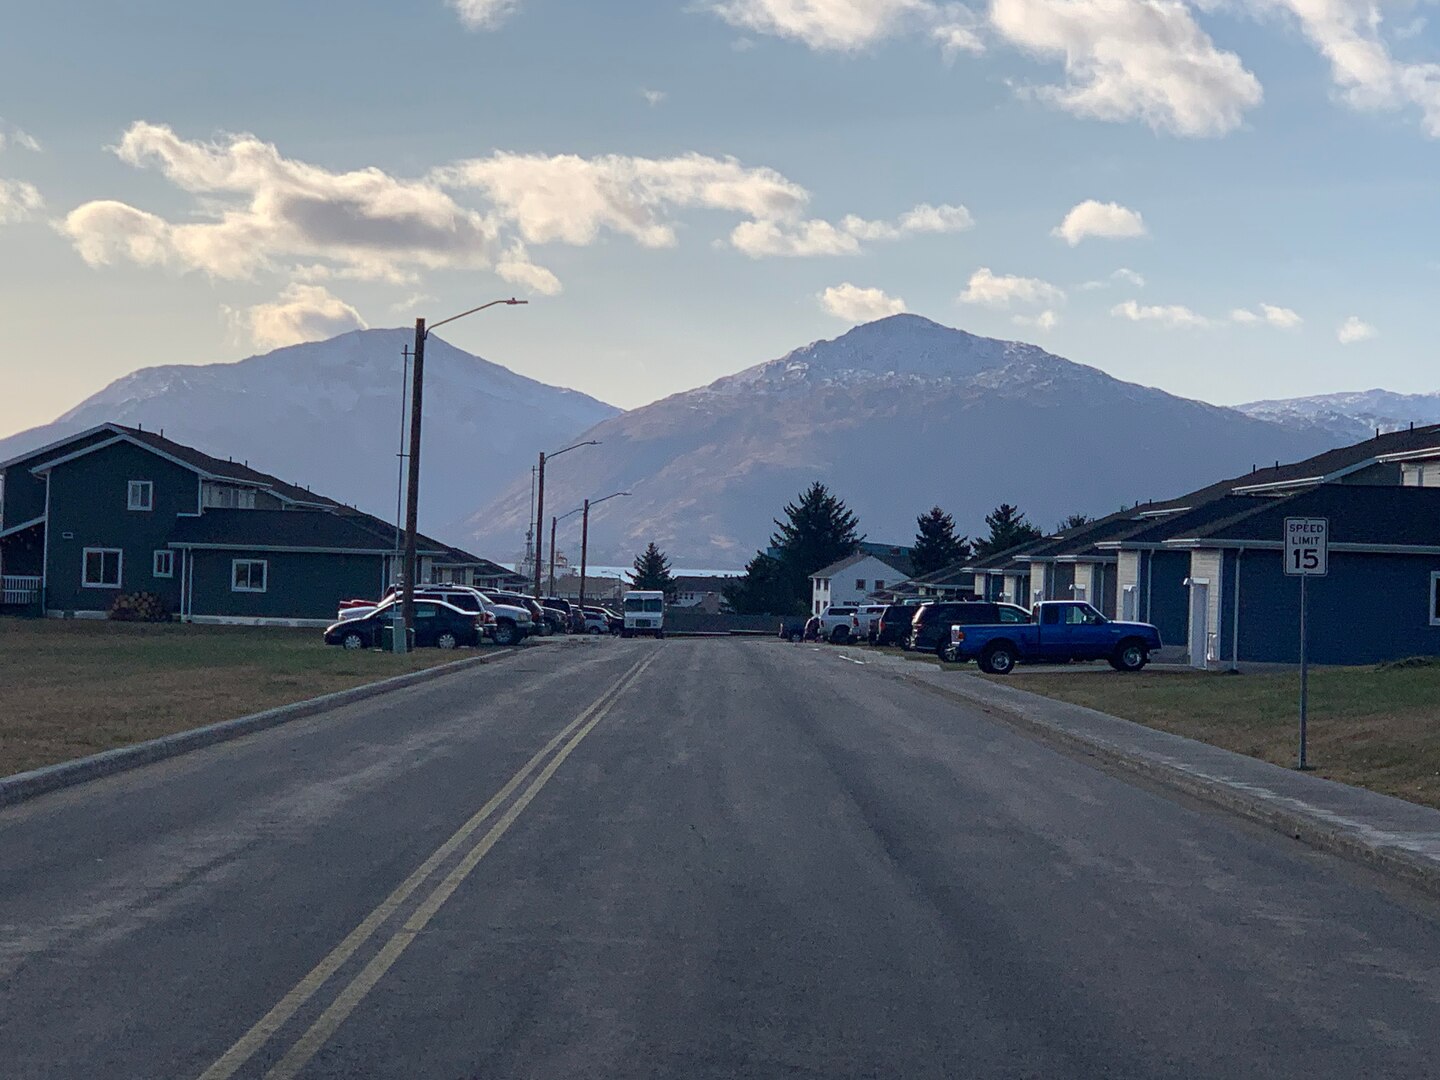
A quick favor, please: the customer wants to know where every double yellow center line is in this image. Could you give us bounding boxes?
[198,649,662,1080]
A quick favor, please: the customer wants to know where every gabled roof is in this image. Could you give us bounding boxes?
[672,574,738,591]
[168,509,450,554]
[1166,485,1440,549]
[909,560,976,587]
[811,550,908,580]
[968,535,1050,572]
[18,423,335,508]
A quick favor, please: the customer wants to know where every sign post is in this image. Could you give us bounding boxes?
[1283,516,1328,770]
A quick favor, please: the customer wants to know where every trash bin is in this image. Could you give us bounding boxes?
[380,624,415,651]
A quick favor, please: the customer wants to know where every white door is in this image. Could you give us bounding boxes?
[1122,586,1138,622]
[1188,583,1209,669]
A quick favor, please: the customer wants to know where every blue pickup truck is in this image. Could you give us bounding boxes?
[947,601,1163,675]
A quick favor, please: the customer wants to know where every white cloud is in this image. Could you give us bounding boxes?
[641,88,667,106]
[1079,266,1146,289]
[63,123,503,283]
[1052,199,1147,244]
[238,284,368,350]
[1337,314,1377,343]
[0,179,43,224]
[819,282,908,320]
[1231,303,1303,328]
[495,244,563,295]
[1013,309,1060,330]
[1265,0,1440,136]
[1111,299,1209,327]
[960,266,1066,307]
[707,0,986,55]
[390,292,439,313]
[708,0,933,50]
[437,150,809,248]
[0,123,41,154]
[447,0,518,30]
[731,218,862,256]
[733,201,971,256]
[990,0,1263,136]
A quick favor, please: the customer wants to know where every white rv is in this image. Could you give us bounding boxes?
[621,590,666,638]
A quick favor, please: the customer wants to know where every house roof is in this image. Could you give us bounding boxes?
[909,560,976,587]
[18,423,336,508]
[968,535,1050,572]
[168,509,450,554]
[811,550,908,580]
[673,574,738,591]
[1167,485,1440,549]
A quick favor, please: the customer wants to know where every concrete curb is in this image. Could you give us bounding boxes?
[868,657,1440,900]
[0,647,523,810]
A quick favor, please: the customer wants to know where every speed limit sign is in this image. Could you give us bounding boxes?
[1284,517,1329,576]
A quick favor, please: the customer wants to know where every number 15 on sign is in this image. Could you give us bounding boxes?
[1284,517,1329,577]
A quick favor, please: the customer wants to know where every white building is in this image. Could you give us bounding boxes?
[810,552,907,615]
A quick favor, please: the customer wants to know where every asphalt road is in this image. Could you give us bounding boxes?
[4,636,1440,1079]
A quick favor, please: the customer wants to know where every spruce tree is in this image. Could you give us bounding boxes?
[972,503,1044,560]
[1056,512,1092,531]
[725,481,862,615]
[629,542,677,599]
[910,506,971,576]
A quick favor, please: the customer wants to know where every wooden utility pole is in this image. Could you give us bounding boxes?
[402,318,426,637]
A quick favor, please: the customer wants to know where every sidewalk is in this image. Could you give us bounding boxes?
[846,647,1440,897]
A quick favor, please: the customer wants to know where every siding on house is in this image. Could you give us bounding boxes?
[43,441,195,614]
[186,548,386,623]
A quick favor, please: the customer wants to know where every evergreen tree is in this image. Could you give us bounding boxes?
[629,542,677,599]
[723,552,792,615]
[972,503,1044,560]
[725,481,862,615]
[1056,512,1092,531]
[910,506,971,576]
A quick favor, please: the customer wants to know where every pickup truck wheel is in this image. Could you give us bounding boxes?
[493,621,518,647]
[830,626,850,644]
[1113,640,1148,672]
[982,643,1017,676]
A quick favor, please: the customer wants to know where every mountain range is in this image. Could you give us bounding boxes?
[5,316,1425,569]
[0,329,619,537]
[457,315,1340,565]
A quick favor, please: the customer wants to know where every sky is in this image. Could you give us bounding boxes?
[0,0,1437,439]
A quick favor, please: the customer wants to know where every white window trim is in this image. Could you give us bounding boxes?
[82,547,123,589]
[232,559,269,593]
[1431,572,1440,627]
[153,549,174,578]
[127,480,154,511]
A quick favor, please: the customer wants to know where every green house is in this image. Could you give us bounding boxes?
[0,423,457,625]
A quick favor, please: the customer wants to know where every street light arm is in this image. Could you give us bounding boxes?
[548,439,600,459]
[589,491,632,508]
[426,298,528,336]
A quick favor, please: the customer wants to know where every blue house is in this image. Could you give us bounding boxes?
[0,423,461,625]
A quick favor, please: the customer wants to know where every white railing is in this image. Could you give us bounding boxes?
[1,575,41,605]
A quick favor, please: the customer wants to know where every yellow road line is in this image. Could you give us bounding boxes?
[196,651,656,1080]
[265,649,661,1079]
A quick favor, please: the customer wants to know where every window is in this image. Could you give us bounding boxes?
[1432,573,1440,626]
[999,607,1027,623]
[153,550,174,578]
[82,548,123,588]
[414,603,439,619]
[856,578,866,591]
[127,480,153,511]
[203,484,258,509]
[232,559,268,592]
[874,580,884,591]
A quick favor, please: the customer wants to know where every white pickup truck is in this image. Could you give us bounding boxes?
[818,605,862,644]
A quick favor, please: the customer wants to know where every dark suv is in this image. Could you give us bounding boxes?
[874,603,926,647]
[908,601,1031,656]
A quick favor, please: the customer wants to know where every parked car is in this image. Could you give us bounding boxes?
[581,607,610,634]
[874,602,926,648]
[323,597,486,650]
[486,592,553,635]
[343,585,533,646]
[541,597,576,634]
[855,603,887,643]
[817,605,861,644]
[909,601,1030,657]
[778,616,808,642]
[948,600,1163,674]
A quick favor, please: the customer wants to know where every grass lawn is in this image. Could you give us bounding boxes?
[0,619,475,778]
[1002,662,1440,810]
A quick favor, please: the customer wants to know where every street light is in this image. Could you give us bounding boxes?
[532,439,599,600]
[578,491,630,612]
[551,505,584,597]
[399,298,527,650]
